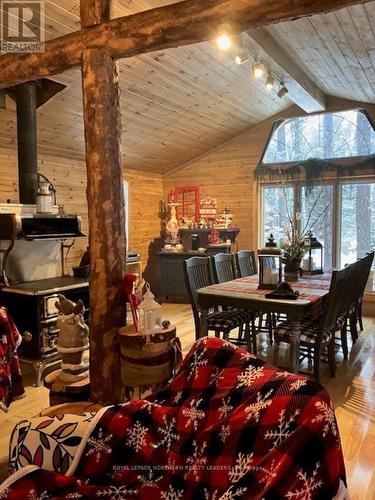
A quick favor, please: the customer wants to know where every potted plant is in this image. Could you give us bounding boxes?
[280,236,305,281]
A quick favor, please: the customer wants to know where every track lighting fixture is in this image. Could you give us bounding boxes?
[235,50,249,65]
[216,24,233,51]
[277,82,288,98]
[217,34,232,50]
[266,72,275,90]
[252,59,264,79]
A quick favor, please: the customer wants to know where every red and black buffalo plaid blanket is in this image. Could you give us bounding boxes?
[0,307,25,412]
[0,337,347,499]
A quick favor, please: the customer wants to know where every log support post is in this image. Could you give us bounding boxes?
[81,1,126,404]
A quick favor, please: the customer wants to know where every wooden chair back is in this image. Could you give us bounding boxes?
[351,252,374,305]
[235,250,257,277]
[183,256,213,327]
[317,265,354,345]
[213,253,236,283]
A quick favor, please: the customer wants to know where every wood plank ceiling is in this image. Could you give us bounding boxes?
[268,3,375,104]
[1,0,375,174]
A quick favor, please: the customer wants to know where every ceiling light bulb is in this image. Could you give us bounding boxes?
[266,73,275,90]
[277,82,288,98]
[235,50,249,65]
[252,59,264,79]
[217,34,232,51]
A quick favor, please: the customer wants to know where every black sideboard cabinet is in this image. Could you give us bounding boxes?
[158,248,230,302]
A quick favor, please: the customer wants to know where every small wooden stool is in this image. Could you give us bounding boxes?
[119,324,180,400]
[44,369,90,406]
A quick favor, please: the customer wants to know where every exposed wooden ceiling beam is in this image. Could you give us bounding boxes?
[0,0,371,90]
[248,28,326,113]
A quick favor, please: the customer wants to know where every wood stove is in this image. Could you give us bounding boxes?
[0,213,88,385]
[0,277,89,386]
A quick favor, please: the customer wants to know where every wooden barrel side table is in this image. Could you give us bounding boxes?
[119,325,180,400]
[44,369,90,407]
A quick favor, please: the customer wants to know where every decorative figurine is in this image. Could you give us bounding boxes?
[55,295,89,382]
[165,195,180,248]
[199,196,217,222]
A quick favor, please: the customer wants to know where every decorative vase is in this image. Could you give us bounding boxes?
[284,259,302,282]
[284,269,299,282]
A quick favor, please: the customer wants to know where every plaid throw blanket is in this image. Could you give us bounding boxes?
[0,338,346,499]
[0,307,25,412]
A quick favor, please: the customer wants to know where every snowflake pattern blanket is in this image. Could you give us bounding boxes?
[0,307,25,412]
[0,337,346,499]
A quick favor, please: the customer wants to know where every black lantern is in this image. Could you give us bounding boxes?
[258,234,283,289]
[302,231,323,274]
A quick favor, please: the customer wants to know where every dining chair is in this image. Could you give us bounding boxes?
[212,253,258,352]
[355,252,374,332]
[273,265,353,383]
[235,249,274,345]
[340,252,374,355]
[235,250,257,278]
[183,256,253,351]
[212,252,237,284]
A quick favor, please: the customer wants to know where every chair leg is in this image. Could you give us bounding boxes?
[340,326,348,360]
[268,315,273,346]
[328,340,336,378]
[349,315,358,344]
[358,301,364,331]
[238,323,244,341]
[313,347,321,384]
[244,322,252,353]
[251,321,257,354]
[272,340,280,365]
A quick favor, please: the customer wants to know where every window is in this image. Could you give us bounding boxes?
[260,180,375,289]
[301,185,334,270]
[262,185,294,247]
[261,184,334,269]
[262,109,375,164]
[340,182,375,267]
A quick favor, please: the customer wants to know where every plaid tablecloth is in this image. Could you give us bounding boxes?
[0,338,347,499]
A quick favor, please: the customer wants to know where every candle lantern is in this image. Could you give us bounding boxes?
[258,234,282,289]
[302,231,324,274]
[138,283,162,334]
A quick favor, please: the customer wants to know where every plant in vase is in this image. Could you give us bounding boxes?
[280,236,305,281]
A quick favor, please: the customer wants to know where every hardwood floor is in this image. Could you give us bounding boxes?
[1,303,375,499]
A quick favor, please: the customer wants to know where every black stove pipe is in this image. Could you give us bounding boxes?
[15,81,39,204]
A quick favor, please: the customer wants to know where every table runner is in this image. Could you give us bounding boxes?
[209,278,328,317]
[236,276,331,290]
[0,337,347,499]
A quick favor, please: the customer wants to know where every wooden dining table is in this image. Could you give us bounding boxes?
[197,274,331,374]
